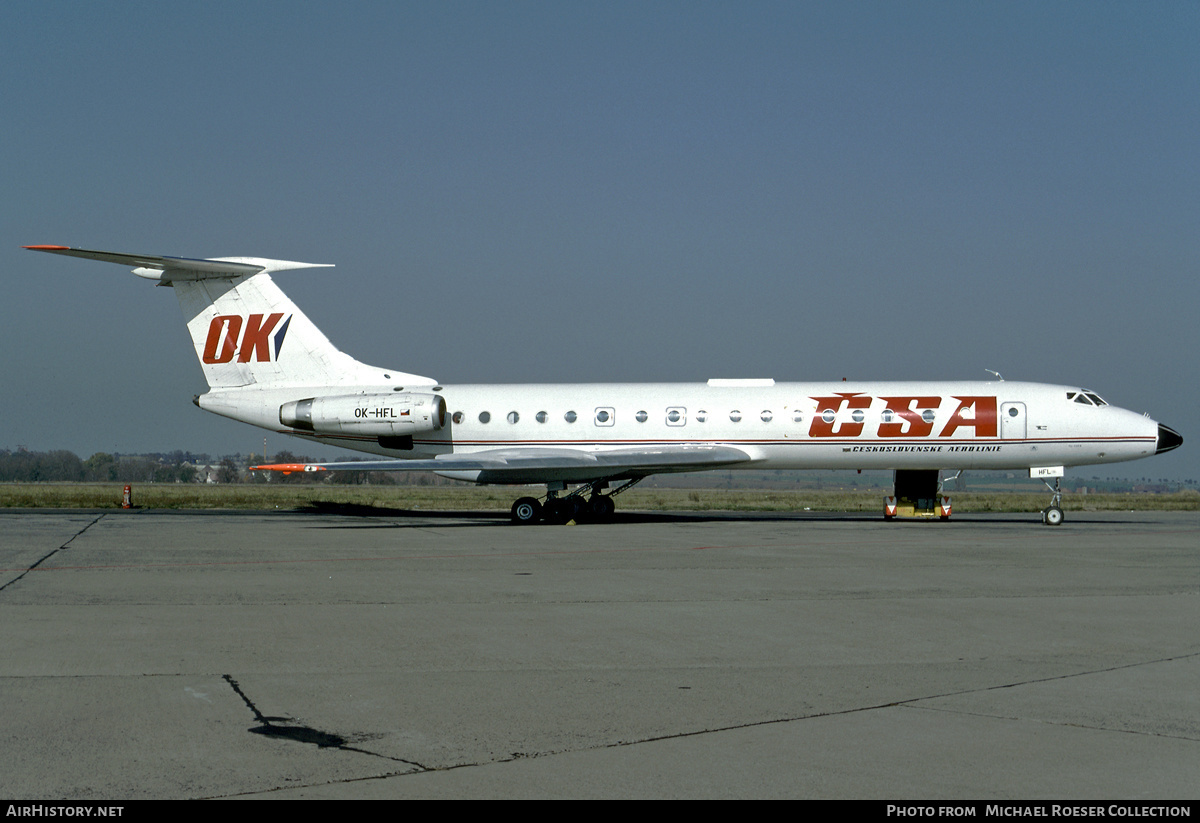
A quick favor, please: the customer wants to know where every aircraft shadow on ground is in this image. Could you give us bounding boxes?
[289,501,1126,528]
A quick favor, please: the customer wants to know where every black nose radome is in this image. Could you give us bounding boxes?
[1156,424,1183,455]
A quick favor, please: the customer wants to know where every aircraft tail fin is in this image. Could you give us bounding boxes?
[25,245,436,390]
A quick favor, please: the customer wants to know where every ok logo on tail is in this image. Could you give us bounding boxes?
[202,313,292,364]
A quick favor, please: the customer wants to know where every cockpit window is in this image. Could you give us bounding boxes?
[1069,390,1108,407]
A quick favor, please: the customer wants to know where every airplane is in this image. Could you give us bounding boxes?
[25,244,1183,526]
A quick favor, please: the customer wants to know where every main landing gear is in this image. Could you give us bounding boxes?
[509,479,641,525]
[883,470,952,521]
[1041,477,1064,526]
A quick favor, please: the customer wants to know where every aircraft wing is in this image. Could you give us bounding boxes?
[252,444,756,484]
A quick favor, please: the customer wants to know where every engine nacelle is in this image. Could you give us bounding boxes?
[280,392,447,436]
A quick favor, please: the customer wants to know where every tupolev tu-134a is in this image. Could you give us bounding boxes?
[26,245,1182,526]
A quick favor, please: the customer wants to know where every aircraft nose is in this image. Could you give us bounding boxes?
[1156,424,1183,455]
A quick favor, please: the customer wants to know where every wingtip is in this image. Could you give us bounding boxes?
[250,463,325,473]
[23,245,71,250]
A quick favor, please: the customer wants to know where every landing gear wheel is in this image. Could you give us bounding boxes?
[1041,478,1064,527]
[542,498,569,525]
[543,498,584,525]
[588,495,616,520]
[511,497,542,525]
[566,496,587,522]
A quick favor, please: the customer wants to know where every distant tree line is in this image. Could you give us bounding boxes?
[0,449,466,486]
[0,450,207,483]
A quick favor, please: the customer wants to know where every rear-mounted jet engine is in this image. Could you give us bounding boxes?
[280,393,447,436]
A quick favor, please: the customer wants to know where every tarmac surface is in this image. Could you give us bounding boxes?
[1,507,1197,799]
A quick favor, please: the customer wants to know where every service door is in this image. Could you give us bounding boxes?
[1000,402,1027,440]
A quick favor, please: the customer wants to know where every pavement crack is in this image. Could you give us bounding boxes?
[898,649,1200,707]
[222,673,272,726]
[890,650,1200,741]
[902,703,1200,742]
[0,513,106,594]
[422,650,1200,767]
[221,674,430,770]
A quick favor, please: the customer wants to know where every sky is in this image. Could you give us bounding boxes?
[3,1,1197,479]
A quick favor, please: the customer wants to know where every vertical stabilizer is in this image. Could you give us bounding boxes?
[174,270,374,388]
[24,246,437,390]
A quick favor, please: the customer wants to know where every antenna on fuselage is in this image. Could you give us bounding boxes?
[985,369,1004,381]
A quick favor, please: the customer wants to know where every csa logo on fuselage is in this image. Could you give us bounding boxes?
[202,313,292,364]
[807,392,998,438]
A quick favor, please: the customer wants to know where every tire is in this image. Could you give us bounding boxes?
[542,498,569,525]
[565,496,586,522]
[511,497,542,525]
[589,495,616,520]
[1044,506,1064,526]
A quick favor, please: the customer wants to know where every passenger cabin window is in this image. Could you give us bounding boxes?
[761,410,773,423]
[452,411,464,424]
[478,411,491,424]
[536,411,548,423]
[696,410,708,423]
[595,408,614,426]
[730,410,742,423]
[635,410,648,423]
[507,411,519,424]
[564,411,577,423]
[666,407,686,426]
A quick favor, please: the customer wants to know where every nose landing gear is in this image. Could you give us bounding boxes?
[1041,477,1064,526]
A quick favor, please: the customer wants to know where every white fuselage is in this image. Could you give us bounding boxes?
[199,379,1161,473]
[26,246,1176,498]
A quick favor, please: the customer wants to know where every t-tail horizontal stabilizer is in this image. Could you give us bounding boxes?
[24,244,435,390]
[23,245,333,282]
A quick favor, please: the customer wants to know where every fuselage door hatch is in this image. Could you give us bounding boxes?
[1001,402,1027,440]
